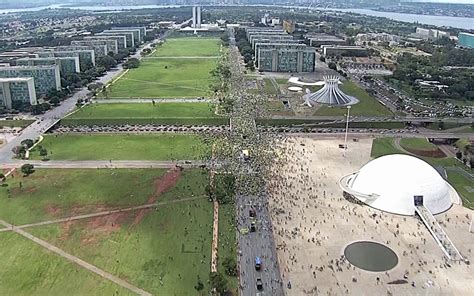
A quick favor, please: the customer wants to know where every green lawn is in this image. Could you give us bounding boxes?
[62,102,229,126]
[447,171,474,210]
[370,138,401,158]
[0,232,131,295]
[153,37,221,57]
[314,81,392,116]
[0,168,207,225]
[69,103,217,119]
[0,119,35,128]
[371,137,466,167]
[0,167,213,294]
[263,78,278,96]
[101,58,216,99]
[29,197,213,295]
[218,202,238,293]
[399,138,438,151]
[30,134,210,161]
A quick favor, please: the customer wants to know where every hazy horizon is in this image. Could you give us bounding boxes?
[1,0,473,5]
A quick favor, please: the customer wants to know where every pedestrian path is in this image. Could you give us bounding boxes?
[415,205,464,262]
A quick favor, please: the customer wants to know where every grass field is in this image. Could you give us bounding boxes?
[399,138,438,151]
[100,37,221,99]
[30,134,210,161]
[153,37,221,57]
[263,78,278,96]
[314,81,392,116]
[0,168,214,295]
[218,202,238,292]
[0,232,131,295]
[62,102,229,126]
[29,198,213,295]
[446,171,474,210]
[0,119,35,128]
[70,103,217,119]
[0,168,208,225]
[100,58,216,99]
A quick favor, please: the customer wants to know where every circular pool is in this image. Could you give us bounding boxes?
[344,241,398,272]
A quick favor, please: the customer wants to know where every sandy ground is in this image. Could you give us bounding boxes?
[268,136,474,296]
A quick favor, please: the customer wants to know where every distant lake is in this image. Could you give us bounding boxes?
[1,4,473,30]
[319,8,474,30]
[0,4,178,14]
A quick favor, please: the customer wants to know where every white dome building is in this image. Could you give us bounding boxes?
[339,154,460,215]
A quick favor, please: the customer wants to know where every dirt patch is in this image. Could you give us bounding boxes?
[60,220,75,241]
[130,167,183,227]
[46,205,62,217]
[405,147,446,158]
[55,167,183,243]
[10,186,37,196]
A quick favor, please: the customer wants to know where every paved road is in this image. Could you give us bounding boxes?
[0,39,159,164]
[236,190,284,295]
[0,160,207,169]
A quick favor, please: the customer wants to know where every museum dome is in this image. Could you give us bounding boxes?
[340,154,458,215]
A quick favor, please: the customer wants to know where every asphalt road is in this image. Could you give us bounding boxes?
[236,190,284,295]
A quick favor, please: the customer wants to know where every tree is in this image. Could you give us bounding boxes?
[21,139,34,149]
[97,55,117,70]
[123,58,140,69]
[12,145,26,158]
[438,121,445,130]
[0,173,5,181]
[328,62,337,71]
[141,48,152,56]
[194,276,204,294]
[39,148,48,159]
[209,272,228,295]
[222,256,237,276]
[20,164,34,176]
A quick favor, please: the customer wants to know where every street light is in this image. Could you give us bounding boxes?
[343,105,351,157]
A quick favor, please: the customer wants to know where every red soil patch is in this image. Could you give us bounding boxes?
[130,167,183,227]
[405,147,446,158]
[10,186,37,196]
[55,167,183,243]
[46,205,62,216]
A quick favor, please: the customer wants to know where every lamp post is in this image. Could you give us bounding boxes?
[343,105,351,157]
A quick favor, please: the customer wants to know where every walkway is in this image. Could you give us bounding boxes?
[1,196,204,231]
[211,200,219,273]
[414,205,465,262]
[1,160,207,169]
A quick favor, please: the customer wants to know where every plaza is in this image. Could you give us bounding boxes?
[268,137,473,295]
